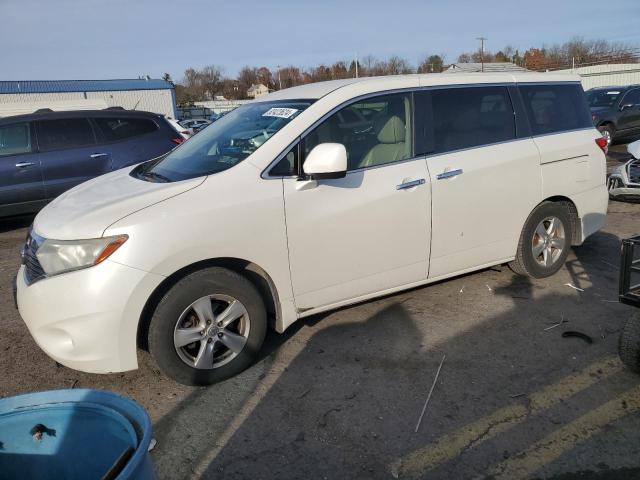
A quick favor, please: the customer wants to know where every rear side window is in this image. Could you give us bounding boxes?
[519,84,591,136]
[0,122,32,156]
[415,86,516,155]
[94,117,158,141]
[37,118,95,151]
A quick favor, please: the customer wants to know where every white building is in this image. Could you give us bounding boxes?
[247,83,269,98]
[445,62,528,73]
[554,64,640,90]
[0,79,177,118]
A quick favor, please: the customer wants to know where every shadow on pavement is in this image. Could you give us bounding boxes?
[152,230,640,479]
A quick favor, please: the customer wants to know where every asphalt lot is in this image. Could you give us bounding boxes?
[1,145,639,479]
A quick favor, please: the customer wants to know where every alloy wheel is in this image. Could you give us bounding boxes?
[531,216,566,268]
[173,294,250,369]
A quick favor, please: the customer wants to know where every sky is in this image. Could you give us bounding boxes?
[1,0,639,82]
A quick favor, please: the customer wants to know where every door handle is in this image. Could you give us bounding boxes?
[436,169,463,180]
[396,178,426,190]
[15,162,35,168]
[90,153,109,159]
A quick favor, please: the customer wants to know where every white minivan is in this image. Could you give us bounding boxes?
[16,73,608,385]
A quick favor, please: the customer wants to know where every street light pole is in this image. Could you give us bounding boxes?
[476,36,487,72]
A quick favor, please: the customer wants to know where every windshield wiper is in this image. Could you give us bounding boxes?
[142,171,172,183]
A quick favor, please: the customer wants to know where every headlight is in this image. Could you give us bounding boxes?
[36,235,128,276]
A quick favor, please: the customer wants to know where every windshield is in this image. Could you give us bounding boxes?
[135,100,312,182]
[586,89,622,108]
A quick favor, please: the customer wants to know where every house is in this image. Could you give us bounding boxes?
[247,83,269,99]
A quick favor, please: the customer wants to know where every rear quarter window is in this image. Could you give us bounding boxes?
[94,117,158,141]
[519,84,592,136]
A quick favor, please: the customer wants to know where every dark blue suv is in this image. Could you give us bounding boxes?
[0,109,183,217]
[587,85,640,145]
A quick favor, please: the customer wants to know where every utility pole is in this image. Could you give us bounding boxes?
[355,52,359,78]
[276,65,282,90]
[476,36,487,72]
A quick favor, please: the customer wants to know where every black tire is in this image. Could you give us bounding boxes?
[598,124,614,145]
[148,267,267,386]
[508,202,573,278]
[619,312,640,373]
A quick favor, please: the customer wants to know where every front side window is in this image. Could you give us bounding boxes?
[303,93,413,171]
[621,89,640,107]
[415,86,516,155]
[36,118,95,151]
[0,122,32,156]
[94,117,158,141]
[519,84,592,136]
[137,100,311,182]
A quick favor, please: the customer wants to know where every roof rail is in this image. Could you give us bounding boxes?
[34,108,54,113]
[104,106,125,110]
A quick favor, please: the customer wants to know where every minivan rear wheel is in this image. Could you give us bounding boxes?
[148,267,267,386]
[509,202,573,278]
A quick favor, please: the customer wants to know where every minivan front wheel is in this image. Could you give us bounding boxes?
[509,202,573,278]
[148,267,267,386]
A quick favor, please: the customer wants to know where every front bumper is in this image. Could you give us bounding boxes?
[16,260,164,373]
[609,186,640,202]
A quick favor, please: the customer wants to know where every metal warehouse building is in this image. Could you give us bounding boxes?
[0,78,177,118]
[556,64,640,90]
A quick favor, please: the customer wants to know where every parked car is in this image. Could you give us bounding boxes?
[165,117,192,139]
[16,74,608,386]
[0,110,183,217]
[179,119,211,133]
[608,139,640,202]
[618,235,640,372]
[587,85,640,144]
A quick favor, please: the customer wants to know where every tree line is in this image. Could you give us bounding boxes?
[172,38,637,104]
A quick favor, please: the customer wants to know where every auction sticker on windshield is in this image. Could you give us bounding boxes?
[262,107,299,119]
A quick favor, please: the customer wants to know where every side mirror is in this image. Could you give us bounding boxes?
[620,103,634,112]
[303,143,347,180]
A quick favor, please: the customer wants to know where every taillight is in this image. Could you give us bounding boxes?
[595,137,608,154]
[172,137,184,145]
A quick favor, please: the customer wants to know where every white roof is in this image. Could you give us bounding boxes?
[261,72,582,101]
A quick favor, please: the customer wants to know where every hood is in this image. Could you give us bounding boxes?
[33,166,205,240]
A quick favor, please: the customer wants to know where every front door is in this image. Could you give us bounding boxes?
[618,88,640,135]
[282,92,432,310]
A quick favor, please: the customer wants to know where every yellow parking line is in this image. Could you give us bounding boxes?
[489,383,640,479]
[394,356,622,477]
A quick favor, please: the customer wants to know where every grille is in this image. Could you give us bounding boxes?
[22,232,45,285]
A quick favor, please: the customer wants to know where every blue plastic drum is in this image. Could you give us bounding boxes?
[0,389,155,480]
